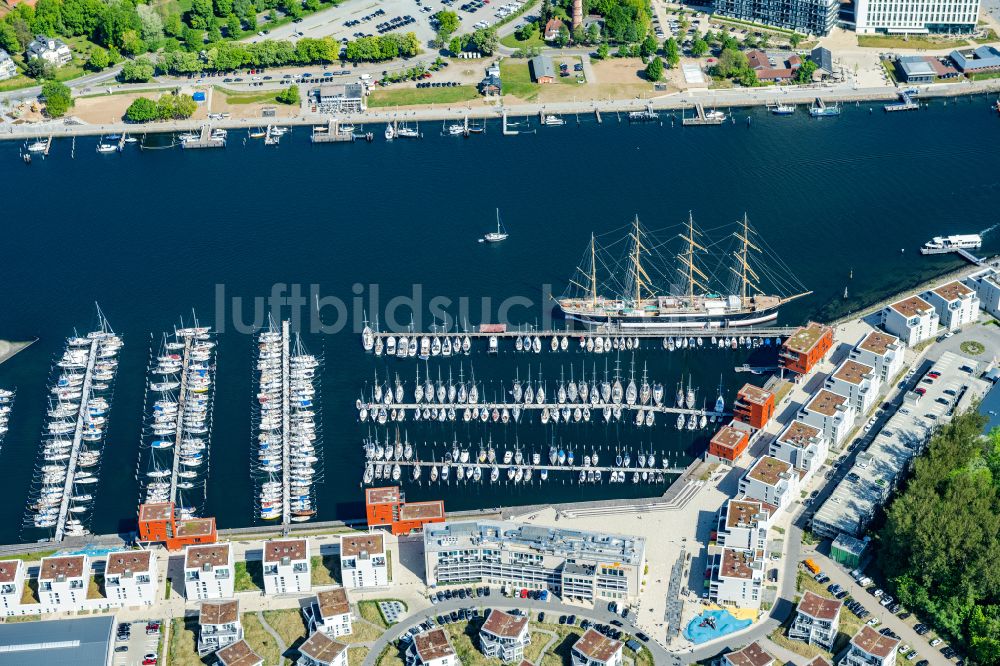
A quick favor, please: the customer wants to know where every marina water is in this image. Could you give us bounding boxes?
[0,96,998,544]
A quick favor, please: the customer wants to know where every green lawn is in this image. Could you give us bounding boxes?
[358,600,389,629]
[499,60,540,100]
[348,646,370,666]
[310,555,341,586]
[233,560,263,592]
[970,69,1000,80]
[858,35,968,49]
[974,29,999,44]
[500,30,546,49]
[216,87,282,105]
[242,613,283,666]
[367,85,480,107]
[167,617,204,666]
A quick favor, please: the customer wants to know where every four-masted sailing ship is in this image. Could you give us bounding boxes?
[557,213,811,329]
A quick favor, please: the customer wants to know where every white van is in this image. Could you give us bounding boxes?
[359,73,372,81]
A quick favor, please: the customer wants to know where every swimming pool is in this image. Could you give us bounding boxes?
[684,609,753,644]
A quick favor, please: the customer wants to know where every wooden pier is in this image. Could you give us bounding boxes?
[682,103,724,126]
[884,92,919,112]
[167,336,192,508]
[280,320,291,528]
[360,399,728,420]
[368,458,686,480]
[43,136,53,156]
[182,125,226,149]
[311,119,354,143]
[53,338,98,542]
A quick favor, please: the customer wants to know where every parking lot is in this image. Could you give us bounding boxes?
[112,620,163,666]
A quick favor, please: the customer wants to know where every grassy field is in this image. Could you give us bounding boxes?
[974,29,999,44]
[376,643,407,666]
[243,612,284,666]
[628,645,655,666]
[532,620,586,666]
[262,608,309,654]
[233,560,263,592]
[500,30,546,49]
[341,621,386,644]
[500,60,540,101]
[216,88,282,105]
[310,555,342,586]
[367,85,479,108]
[858,35,968,49]
[348,646,371,666]
[167,617,205,666]
[359,600,390,628]
[970,69,1000,80]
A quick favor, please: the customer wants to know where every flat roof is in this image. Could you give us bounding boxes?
[711,424,748,451]
[725,499,768,529]
[200,600,239,626]
[833,359,874,386]
[899,56,935,76]
[341,534,384,557]
[399,500,445,521]
[414,628,455,662]
[573,628,623,662]
[105,551,152,575]
[858,331,899,356]
[805,390,848,417]
[39,555,85,580]
[852,625,900,658]
[482,609,529,639]
[317,588,350,618]
[264,539,307,563]
[725,641,774,666]
[889,295,934,318]
[175,517,215,538]
[216,639,263,666]
[805,657,832,666]
[798,590,842,621]
[298,631,347,664]
[0,616,114,666]
[783,322,831,355]
[746,456,791,486]
[932,280,973,302]
[778,421,822,449]
[737,383,772,407]
[719,548,760,580]
[139,502,173,522]
[365,487,400,505]
[0,560,21,583]
[185,543,230,569]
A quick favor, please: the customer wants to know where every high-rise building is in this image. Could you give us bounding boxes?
[711,0,839,36]
[854,0,979,35]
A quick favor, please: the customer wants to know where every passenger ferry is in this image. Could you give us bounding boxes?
[920,234,982,255]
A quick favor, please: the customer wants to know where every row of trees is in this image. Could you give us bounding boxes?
[878,411,1000,664]
[124,91,198,121]
[343,32,419,62]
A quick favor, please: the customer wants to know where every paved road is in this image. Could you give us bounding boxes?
[359,594,671,666]
[0,65,122,104]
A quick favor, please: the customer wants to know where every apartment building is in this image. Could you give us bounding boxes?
[571,628,624,666]
[263,539,311,595]
[479,609,530,662]
[298,631,349,666]
[789,591,842,650]
[216,639,263,666]
[37,555,89,612]
[0,560,25,616]
[423,520,645,601]
[707,420,753,465]
[738,456,798,511]
[780,322,834,375]
[732,384,775,430]
[365,486,446,536]
[882,295,939,347]
[198,599,242,656]
[406,628,457,666]
[104,550,157,606]
[826,359,881,415]
[713,0,838,35]
[340,534,389,589]
[798,390,856,449]
[709,547,765,609]
[840,626,900,666]
[850,331,904,384]
[716,499,773,552]
[26,35,72,65]
[963,266,1000,318]
[722,642,776,666]
[854,0,978,35]
[770,421,829,479]
[305,588,353,638]
[184,543,234,600]
[0,50,17,81]
[921,280,980,332]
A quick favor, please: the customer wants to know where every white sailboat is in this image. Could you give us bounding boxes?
[482,208,509,243]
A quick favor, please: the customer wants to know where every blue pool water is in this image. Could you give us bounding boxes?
[684,609,753,644]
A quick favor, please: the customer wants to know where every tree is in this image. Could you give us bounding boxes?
[714,48,747,78]
[275,83,299,104]
[87,46,110,70]
[125,96,158,121]
[163,12,184,37]
[24,57,54,80]
[41,80,73,117]
[690,38,708,57]
[789,32,803,48]
[433,10,459,37]
[214,0,234,17]
[0,22,19,55]
[572,25,586,45]
[594,42,609,59]
[615,43,631,57]
[190,0,214,28]
[555,24,569,47]
[280,0,301,18]
[121,57,155,82]
[120,29,146,56]
[663,37,679,68]
[638,33,657,57]
[226,14,242,37]
[136,5,164,43]
[155,92,197,119]
[514,21,536,42]
[586,22,601,44]
[644,55,663,81]
[793,59,817,84]
[540,0,552,22]
[470,26,497,55]
[448,35,464,55]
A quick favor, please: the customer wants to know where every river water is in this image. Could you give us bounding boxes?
[0,96,997,544]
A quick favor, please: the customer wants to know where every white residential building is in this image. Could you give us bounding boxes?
[922,280,980,332]
[826,359,881,415]
[198,599,242,656]
[37,555,89,612]
[798,390,857,449]
[716,499,773,552]
[722,641,776,666]
[424,520,645,602]
[0,50,17,81]
[340,534,388,590]
[406,628,457,666]
[216,639,263,666]
[184,544,234,600]
[789,591,842,651]
[26,35,72,66]
[479,609,530,662]
[853,0,979,35]
[306,588,353,638]
[963,267,1000,319]
[298,631,349,666]
[840,626,900,666]
[571,628,624,666]
[770,421,829,479]
[850,331,904,384]
[882,295,939,347]
[262,539,311,595]
[0,560,25,616]
[709,547,765,609]
[738,456,799,512]
[104,550,157,606]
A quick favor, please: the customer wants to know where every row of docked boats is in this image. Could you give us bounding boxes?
[363,329,473,359]
[27,311,121,537]
[254,320,322,523]
[140,323,217,520]
[0,389,12,446]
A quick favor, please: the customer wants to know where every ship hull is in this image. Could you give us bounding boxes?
[560,305,780,330]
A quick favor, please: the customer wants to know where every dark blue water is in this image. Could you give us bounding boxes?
[1,96,998,544]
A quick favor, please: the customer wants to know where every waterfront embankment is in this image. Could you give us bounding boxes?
[3,78,998,142]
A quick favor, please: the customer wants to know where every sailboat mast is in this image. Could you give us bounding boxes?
[590,233,598,307]
[740,213,750,301]
[634,216,642,303]
[687,213,695,301]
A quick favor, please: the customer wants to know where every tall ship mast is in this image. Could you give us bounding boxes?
[558,212,810,329]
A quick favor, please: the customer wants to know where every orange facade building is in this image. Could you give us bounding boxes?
[780,322,834,375]
[138,502,217,550]
[707,420,752,463]
[365,487,445,536]
[733,383,775,430]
